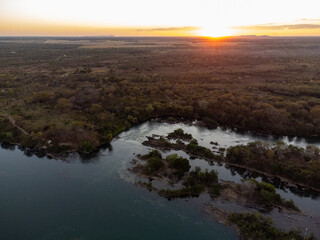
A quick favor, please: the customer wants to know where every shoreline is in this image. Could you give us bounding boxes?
[2,115,320,158]
[141,128,320,194]
[129,150,320,239]
[2,118,320,239]
[2,117,320,193]
[224,162,320,193]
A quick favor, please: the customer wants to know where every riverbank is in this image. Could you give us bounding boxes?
[204,207,316,240]
[2,117,320,192]
[129,148,317,239]
[1,120,320,239]
[2,116,320,162]
[0,129,239,240]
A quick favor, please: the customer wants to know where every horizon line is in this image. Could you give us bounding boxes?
[1,35,320,38]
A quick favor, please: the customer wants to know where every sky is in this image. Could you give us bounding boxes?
[1,0,320,37]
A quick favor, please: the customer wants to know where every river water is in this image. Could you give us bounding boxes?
[0,120,319,239]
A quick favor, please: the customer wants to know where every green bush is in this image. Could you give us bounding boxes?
[166,154,191,172]
[102,133,113,143]
[0,131,13,143]
[141,150,162,160]
[196,169,219,185]
[226,145,251,164]
[145,156,164,174]
[184,168,220,196]
[167,128,192,140]
[257,181,276,193]
[248,179,299,210]
[81,141,97,153]
[186,139,215,159]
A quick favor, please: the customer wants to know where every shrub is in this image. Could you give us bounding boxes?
[186,140,215,159]
[145,157,164,174]
[0,131,13,143]
[248,179,299,210]
[166,154,191,172]
[81,141,97,153]
[184,168,219,196]
[102,133,113,143]
[141,150,162,160]
[226,145,251,164]
[167,128,192,140]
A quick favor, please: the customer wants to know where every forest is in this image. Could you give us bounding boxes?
[1,36,320,154]
[226,141,320,190]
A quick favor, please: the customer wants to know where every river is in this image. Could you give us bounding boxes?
[0,120,319,239]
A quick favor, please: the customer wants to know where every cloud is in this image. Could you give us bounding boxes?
[299,18,320,22]
[137,26,200,32]
[234,23,320,31]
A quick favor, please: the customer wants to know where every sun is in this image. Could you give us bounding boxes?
[198,24,233,37]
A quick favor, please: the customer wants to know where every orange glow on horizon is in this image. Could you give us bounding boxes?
[1,0,320,37]
[0,20,196,37]
[1,19,320,37]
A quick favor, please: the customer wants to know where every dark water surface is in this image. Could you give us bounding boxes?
[1,120,319,239]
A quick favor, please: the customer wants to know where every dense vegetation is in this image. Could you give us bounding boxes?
[157,173,220,199]
[167,128,192,141]
[158,166,220,199]
[136,150,220,198]
[137,147,301,210]
[140,150,164,174]
[1,37,320,154]
[138,150,191,178]
[226,141,320,190]
[247,179,299,211]
[144,130,320,191]
[133,149,307,237]
[184,166,220,196]
[166,153,191,178]
[186,138,216,159]
[142,130,222,162]
[228,212,315,240]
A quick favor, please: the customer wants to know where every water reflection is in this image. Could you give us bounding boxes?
[16,146,47,158]
[225,164,320,199]
[1,142,16,151]
[78,144,113,163]
[9,142,115,164]
[0,119,320,239]
[2,120,320,202]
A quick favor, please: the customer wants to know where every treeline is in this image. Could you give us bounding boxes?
[196,91,320,137]
[226,141,320,190]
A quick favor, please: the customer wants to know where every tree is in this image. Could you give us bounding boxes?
[55,98,71,110]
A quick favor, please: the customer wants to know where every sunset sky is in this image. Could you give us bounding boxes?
[1,0,320,37]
